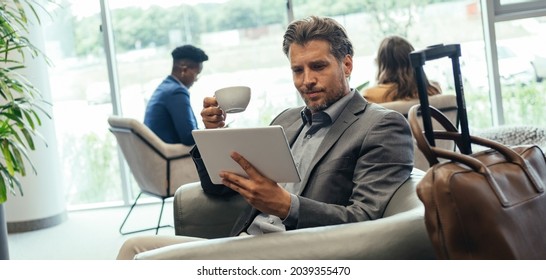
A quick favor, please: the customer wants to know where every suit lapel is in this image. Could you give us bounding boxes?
[298,94,368,194]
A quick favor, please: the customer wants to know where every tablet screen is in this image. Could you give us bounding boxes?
[192,125,301,185]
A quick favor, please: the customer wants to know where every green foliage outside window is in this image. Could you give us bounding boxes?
[62,132,122,205]
[67,0,441,56]
[464,82,546,130]
[501,82,546,127]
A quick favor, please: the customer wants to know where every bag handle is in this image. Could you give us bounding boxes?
[409,104,535,166]
[408,105,462,167]
[409,104,545,204]
[431,140,545,206]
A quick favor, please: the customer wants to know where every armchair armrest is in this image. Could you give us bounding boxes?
[173,182,248,239]
[138,169,435,260]
[136,206,434,259]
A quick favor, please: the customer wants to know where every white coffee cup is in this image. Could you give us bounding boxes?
[214,86,251,113]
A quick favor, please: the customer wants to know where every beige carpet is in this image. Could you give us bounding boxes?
[7,202,175,260]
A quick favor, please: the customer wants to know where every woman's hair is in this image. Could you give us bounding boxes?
[375,35,440,100]
[282,16,354,62]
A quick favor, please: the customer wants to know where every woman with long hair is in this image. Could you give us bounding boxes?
[363,35,441,103]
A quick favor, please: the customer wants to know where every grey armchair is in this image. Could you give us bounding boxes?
[134,169,435,260]
[381,94,458,171]
[108,116,200,235]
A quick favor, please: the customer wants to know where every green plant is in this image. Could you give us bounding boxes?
[0,0,51,203]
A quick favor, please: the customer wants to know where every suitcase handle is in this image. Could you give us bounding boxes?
[409,104,545,204]
[409,43,472,155]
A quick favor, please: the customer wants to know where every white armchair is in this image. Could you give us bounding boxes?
[108,116,200,235]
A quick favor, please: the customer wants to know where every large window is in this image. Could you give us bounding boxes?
[292,0,491,128]
[494,17,546,126]
[45,0,297,209]
[43,0,546,209]
[45,1,123,208]
[110,0,295,129]
[482,0,546,126]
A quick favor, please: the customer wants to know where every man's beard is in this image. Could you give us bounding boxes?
[303,89,346,112]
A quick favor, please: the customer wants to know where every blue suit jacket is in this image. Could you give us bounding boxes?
[144,76,198,145]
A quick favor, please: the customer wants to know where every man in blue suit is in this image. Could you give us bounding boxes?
[144,45,208,145]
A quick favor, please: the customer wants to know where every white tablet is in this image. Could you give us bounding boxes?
[192,125,301,185]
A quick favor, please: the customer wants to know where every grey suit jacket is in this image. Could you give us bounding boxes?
[192,93,414,236]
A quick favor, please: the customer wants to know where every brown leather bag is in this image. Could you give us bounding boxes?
[408,105,546,259]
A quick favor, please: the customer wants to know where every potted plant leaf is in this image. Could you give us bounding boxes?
[1,0,51,260]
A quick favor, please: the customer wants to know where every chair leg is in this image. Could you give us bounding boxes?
[155,198,166,235]
[119,192,172,235]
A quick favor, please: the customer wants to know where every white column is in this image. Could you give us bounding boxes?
[4,11,66,232]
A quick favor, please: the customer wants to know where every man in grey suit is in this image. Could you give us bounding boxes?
[198,16,413,235]
[117,15,413,259]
